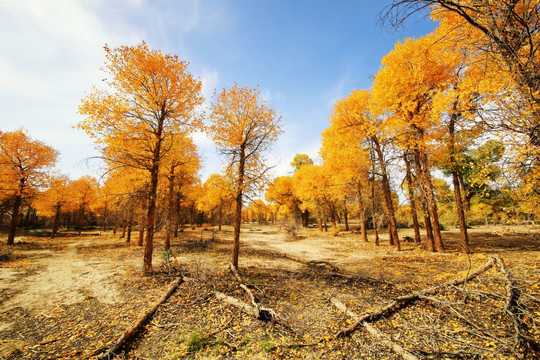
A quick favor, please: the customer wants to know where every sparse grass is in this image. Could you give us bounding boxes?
[185,329,213,352]
[259,339,276,353]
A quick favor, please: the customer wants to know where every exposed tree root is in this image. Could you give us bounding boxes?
[336,257,496,337]
[278,253,382,283]
[228,263,260,307]
[216,263,278,322]
[330,297,419,360]
[95,276,184,360]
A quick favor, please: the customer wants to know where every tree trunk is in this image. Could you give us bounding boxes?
[174,192,181,237]
[370,154,379,246]
[415,129,444,252]
[404,152,421,243]
[357,182,369,242]
[413,149,435,251]
[7,194,22,245]
[101,207,108,232]
[65,213,72,231]
[144,176,157,272]
[301,210,309,228]
[190,203,195,228]
[143,116,165,272]
[452,169,470,252]
[343,207,349,232]
[165,167,176,251]
[448,113,470,253]
[372,137,400,251]
[330,205,337,227]
[374,217,380,246]
[232,145,246,269]
[174,220,179,238]
[78,205,85,235]
[459,174,471,213]
[120,221,127,238]
[197,211,204,227]
[23,206,32,230]
[218,204,223,231]
[51,204,61,239]
[138,212,145,247]
[126,217,132,243]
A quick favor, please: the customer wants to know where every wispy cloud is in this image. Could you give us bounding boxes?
[323,76,350,108]
[200,68,219,102]
[0,0,142,178]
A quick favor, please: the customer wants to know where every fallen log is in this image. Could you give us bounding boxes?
[228,263,259,308]
[279,253,382,283]
[495,256,539,353]
[214,290,263,319]
[331,297,419,360]
[96,276,183,360]
[337,257,496,337]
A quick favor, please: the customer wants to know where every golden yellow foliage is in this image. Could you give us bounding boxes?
[78,42,205,271]
[0,128,58,244]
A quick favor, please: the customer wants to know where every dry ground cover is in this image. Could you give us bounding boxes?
[0,225,538,359]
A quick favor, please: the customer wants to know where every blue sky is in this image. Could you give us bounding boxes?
[0,0,435,181]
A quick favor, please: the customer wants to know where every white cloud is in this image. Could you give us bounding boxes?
[191,130,213,148]
[0,0,232,180]
[199,68,219,102]
[260,89,272,103]
[323,76,350,108]
[0,0,143,179]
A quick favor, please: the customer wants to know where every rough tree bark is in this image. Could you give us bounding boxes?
[77,205,85,235]
[165,165,176,251]
[372,136,400,250]
[413,149,435,251]
[7,193,22,245]
[51,204,61,239]
[357,182,369,242]
[417,147,444,252]
[448,112,470,253]
[138,208,145,247]
[232,144,246,269]
[403,152,422,243]
[143,115,165,272]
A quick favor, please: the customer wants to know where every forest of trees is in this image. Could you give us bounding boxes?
[1,1,538,270]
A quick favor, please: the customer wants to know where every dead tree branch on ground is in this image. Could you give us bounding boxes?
[336,257,496,337]
[495,256,540,355]
[96,276,184,359]
[330,297,419,360]
[213,263,278,322]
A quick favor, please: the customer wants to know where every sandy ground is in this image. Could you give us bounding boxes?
[0,224,538,359]
[0,224,529,315]
[1,240,124,313]
[0,226,385,318]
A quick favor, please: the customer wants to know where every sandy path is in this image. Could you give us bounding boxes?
[0,238,137,314]
[236,227,388,275]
